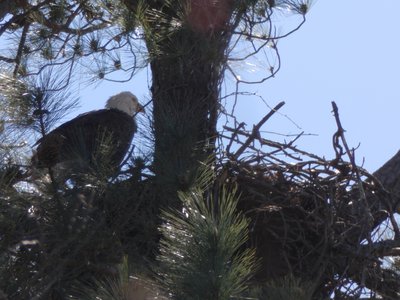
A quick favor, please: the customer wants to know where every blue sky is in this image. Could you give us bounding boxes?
[76,0,400,173]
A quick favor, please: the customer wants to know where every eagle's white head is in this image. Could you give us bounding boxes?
[105,91,144,117]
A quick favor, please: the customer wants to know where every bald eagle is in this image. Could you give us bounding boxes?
[32,91,144,177]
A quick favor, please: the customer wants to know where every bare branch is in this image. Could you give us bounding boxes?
[13,23,30,77]
[231,101,285,160]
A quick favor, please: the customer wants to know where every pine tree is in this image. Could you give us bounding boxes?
[1,1,400,299]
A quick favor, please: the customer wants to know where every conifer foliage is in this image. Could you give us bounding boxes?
[1,1,400,299]
[158,186,257,299]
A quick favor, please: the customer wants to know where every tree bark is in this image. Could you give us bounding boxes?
[149,32,222,206]
[369,150,400,231]
[374,150,400,202]
[143,1,234,207]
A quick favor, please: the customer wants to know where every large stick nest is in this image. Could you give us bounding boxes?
[218,102,400,299]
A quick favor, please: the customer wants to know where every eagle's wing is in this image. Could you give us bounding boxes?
[33,109,136,169]
[32,132,66,168]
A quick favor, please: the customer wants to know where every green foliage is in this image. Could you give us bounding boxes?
[157,185,257,300]
[0,72,78,134]
[0,152,159,299]
[70,256,161,300]
[263,276,314,300]
[0,184,121,298]
[73,259,131,300]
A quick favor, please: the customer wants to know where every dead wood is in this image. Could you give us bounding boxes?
[217,102,400,299]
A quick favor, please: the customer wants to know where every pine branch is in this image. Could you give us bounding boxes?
[157,186,257,300]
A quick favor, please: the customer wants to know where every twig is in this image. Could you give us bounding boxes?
[232,101,285,159]
[13,22,30,77]
[331,101,373,240]
[223,125,324,161]
[226,122,245,155]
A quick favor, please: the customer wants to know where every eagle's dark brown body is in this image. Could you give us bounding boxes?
[34,109,137,172]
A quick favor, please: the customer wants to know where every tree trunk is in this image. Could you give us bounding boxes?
[149,33,221,207]
[374,150,400,198]
[144,2,234,207]
[369,150,400,226]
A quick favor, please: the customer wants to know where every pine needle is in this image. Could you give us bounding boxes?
[158,185,257,300]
